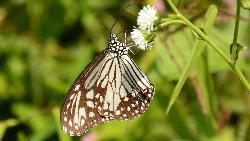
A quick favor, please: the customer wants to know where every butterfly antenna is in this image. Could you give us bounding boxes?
[110,4,131,38]
[126,42,135,55]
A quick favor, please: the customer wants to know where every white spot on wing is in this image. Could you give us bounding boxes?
[63,126,67,132]
[103,102,108,110]
[100,96,103,103]
[95,93,100,98]
[79,107,86,119]
[89,112,95,117]
[127,107,131,111]
[86,101,94,108]
[74,84,80,91]
[98,106,101,111]
[86,90,94,99]
[115,110,121,115]
[69,119,72,127]
[64,116,67,121]
[124,97,129,101]
[75,125,79,130]
[80,119,85,126]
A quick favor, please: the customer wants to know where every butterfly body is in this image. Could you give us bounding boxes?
[60,33,154,136]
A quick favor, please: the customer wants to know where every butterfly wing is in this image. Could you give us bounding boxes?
[93,54,154,120]
[61,32,155,136]
[60,50,112,136]
[60,51,154,136]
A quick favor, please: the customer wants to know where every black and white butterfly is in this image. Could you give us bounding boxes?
[60,33,154,136]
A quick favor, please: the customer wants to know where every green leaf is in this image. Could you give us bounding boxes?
[0,119,19,141]
[165,5,218,115]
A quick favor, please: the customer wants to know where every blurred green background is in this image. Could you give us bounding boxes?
[0,0,250,141]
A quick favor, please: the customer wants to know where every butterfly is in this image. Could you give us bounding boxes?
[60,33,154,136]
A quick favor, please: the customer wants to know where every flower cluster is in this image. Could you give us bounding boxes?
[131,5,158,50]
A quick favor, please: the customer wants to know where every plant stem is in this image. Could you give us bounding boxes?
[233,0,241,44]
[233,65,250,91]
[180,16,231,65]
[230,0,241,63]
[165,0,250,93]
[160,20,186,27]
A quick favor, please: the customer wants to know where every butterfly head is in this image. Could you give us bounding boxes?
[108,33,128,56]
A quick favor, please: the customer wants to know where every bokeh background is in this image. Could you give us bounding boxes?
[0,0,250,141]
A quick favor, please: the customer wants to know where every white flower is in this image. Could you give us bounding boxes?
[137,5,158,32]
[130,5,157,50]
[131,28,153,50]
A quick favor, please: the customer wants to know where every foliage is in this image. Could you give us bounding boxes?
[0,0,250,141]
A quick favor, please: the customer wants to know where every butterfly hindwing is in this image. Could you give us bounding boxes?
[92,55,154,120]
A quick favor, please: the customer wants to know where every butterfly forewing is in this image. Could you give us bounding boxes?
[60,34,154,136]
[60,50,110,136]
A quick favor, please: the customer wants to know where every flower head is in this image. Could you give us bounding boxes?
[131,28,153,50]
[130,5,158,50]
[137,5,158,32]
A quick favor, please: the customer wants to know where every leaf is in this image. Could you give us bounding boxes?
[165,5,218,115]
[0,119,19,141]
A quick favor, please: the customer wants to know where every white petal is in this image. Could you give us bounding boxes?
[137,5,158,32]
[130,28,153,50]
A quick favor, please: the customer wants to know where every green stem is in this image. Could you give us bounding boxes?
[233,65,250,91]
[160,20,186,27]
[230,0,241,63]
[233,0,241,44]
[180,16,231,65]
[166,0,250,93]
